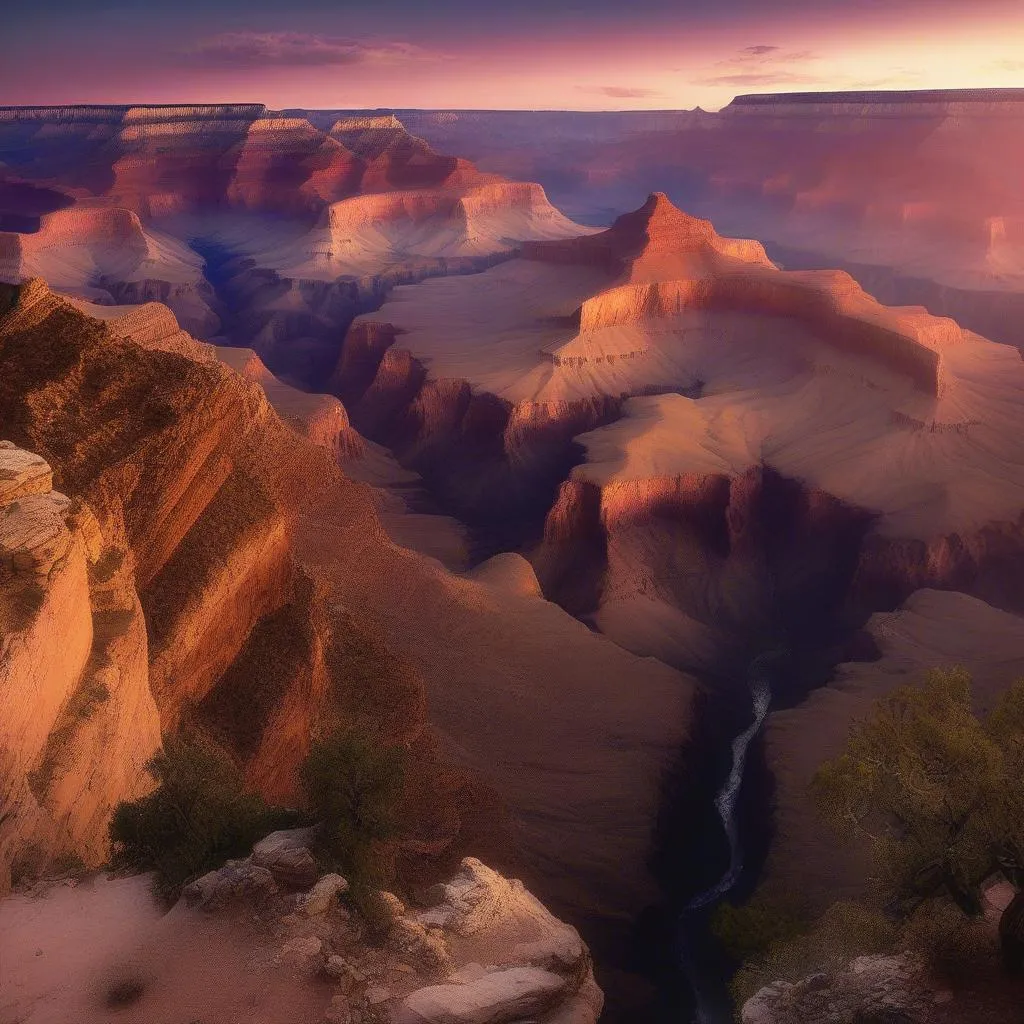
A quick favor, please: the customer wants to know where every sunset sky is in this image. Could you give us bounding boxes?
[3,0,1024,110]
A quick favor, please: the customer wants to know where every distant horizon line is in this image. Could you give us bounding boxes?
[3,85,1024,115]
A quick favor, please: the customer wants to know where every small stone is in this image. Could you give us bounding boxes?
[325,955,348,979]
[299,873,349,916]
[365,985,391,1005]
[278,935,325,972]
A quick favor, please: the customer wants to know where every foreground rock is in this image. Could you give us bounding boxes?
[183,831,603,1024]
[742,953,937,1024]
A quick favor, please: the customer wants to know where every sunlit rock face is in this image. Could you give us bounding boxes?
[0,440,160,893]
[325,193,1024,674]
[0,201,219,335]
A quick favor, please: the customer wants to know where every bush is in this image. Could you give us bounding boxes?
[109,736,294,898]
[300,729,406,894]
[730,899,897,1008]
[712,889,812,964]
[900,898,998,983]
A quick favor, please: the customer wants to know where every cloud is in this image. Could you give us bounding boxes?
[578,85,665,99]
[705,71,819,87]
[994,59,1024,72]
[696,44,821,87]
[183,32,433,69]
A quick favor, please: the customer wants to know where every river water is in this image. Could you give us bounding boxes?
[680,656,775,1023]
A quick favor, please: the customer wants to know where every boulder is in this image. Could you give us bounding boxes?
[389,917,453,974]
[394,967,566,1024]
[740,954,933,1024]
[299,872,349,916]
[417,858,511,937]
[251,827,321,889]
[183,862,278,911]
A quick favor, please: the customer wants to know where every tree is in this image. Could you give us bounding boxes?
[299,729,406,892]
[812,668,1024,968]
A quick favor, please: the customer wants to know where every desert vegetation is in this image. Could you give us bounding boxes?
[110,728,406,899]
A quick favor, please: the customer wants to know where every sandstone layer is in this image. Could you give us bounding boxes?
[0,441,160,892]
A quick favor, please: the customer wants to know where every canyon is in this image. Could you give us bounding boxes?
[2,94,1024,1023]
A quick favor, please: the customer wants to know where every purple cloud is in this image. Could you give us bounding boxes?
[184,32,430,68]
[698,44,821,86]
[578,85,665,98]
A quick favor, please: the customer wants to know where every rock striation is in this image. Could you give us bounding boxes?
[322,195,1024,675]
[0,440,160,892]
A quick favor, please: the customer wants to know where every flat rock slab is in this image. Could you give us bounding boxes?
[394,966,566,1024]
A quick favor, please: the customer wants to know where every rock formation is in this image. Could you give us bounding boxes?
[402,91,1024,349]
[322,194,1024,678]
[0,201,220,336]
[0,441,160,892]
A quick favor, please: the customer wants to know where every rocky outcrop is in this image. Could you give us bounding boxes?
[741,953,937,1024]
[0,106,490,219]
[0,441,160,892]
[0,201,220,336]
[186,835,603,1024]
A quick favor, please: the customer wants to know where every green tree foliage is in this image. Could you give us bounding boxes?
[299,729,407,893]
[812,667,1024,922]
[109,736,292,897]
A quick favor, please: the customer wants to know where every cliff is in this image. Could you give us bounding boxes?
[326,195,992,550]
[0,106,491,219]
[0,201,220,336]
[0,441,160,892]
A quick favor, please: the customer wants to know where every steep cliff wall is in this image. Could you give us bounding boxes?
[0,442,160,892]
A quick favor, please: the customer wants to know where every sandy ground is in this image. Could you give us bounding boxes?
[0,874,331,1024]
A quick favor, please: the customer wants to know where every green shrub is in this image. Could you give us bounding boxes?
[109,735,294,898]
[712,890,812,964]
[300,728,406,894]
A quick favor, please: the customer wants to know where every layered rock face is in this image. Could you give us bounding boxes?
[0,281,694,1002]
[325,194,1024,660]
[404,91,1024,348]
[190,178,592,386]
[0,201,219,335]
[0,441,160,892]
[0,105,491,219]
